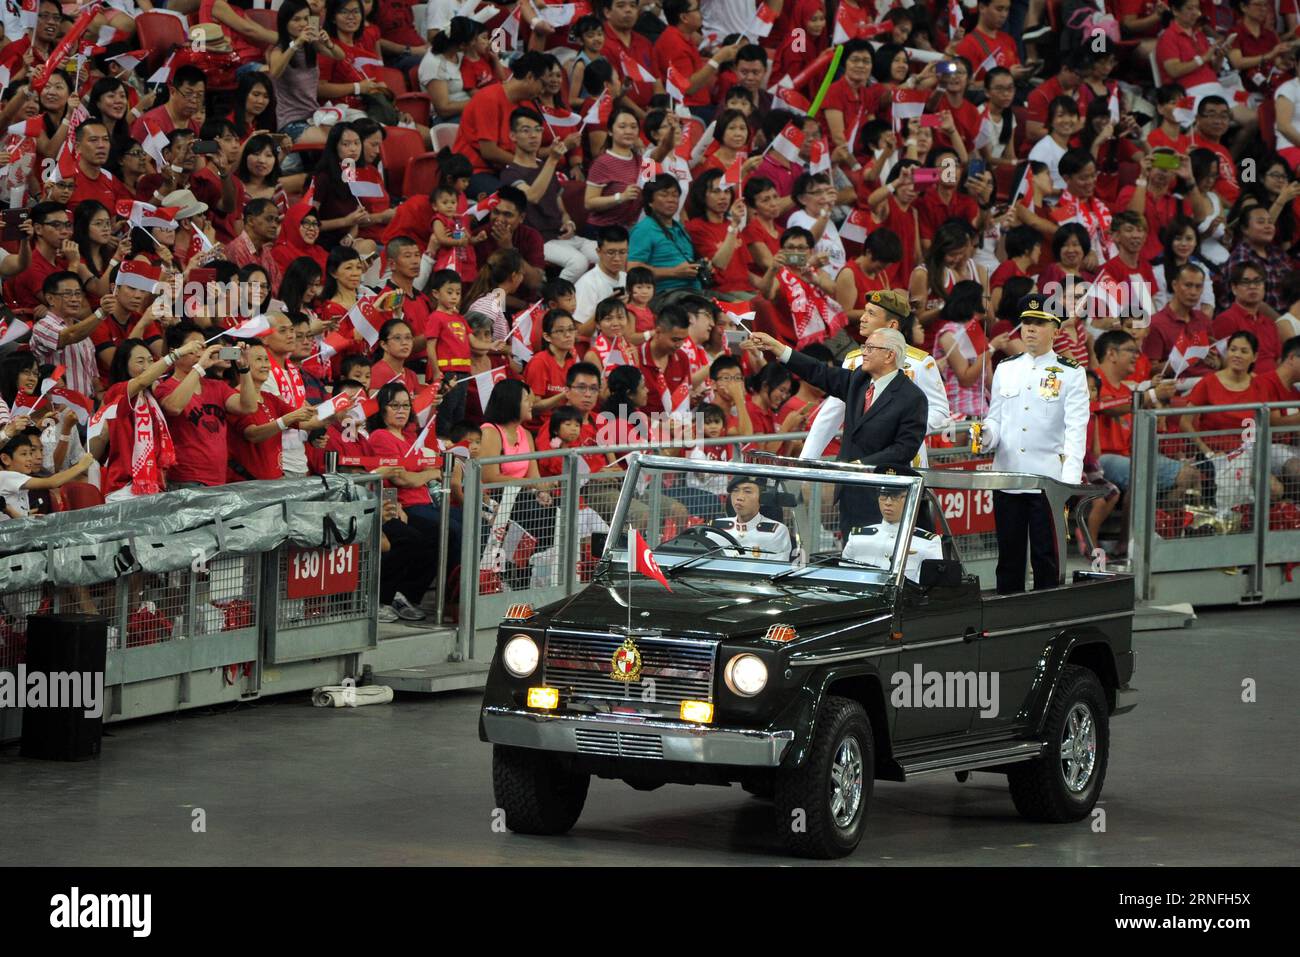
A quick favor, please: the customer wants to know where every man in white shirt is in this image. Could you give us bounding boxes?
[573,225,629,333]
[842,485,942,582]
[976,292,1089,593]
[712,475,793,560]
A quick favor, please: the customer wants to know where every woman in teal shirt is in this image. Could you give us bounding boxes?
[627,174,704,294]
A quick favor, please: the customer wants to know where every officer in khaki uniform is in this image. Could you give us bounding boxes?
[976,294,1089,594]
[842,485,943,581]
[800,290,952,466]
[712,475,793,560]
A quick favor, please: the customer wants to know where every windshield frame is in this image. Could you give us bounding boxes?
[601,453,925,590]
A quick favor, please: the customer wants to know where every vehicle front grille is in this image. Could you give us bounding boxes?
[543,629,716,710]
[573,729,664,759]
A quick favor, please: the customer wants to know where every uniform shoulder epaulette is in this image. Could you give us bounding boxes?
[1056,354,1082,369]
[712,517,733,527]
[842,348,863,367]
[757,521,778,532]
[913,528,938,540]
[849,526,878,536]
[905,345,928,361]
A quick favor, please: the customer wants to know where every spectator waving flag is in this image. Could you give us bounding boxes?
[948,318,989,360]
[226,313,275,339]
[583,89,613,127]
[839,207,872,244]
[48,386,94,425]
[540,103,582,129]
[410,381,441,427]
[750,2,777,39]
[105,49,145,74]
[892,88,929,130]
[948,0,962,36]
[973,52,999,81]
[115,260,163,294]
[116,199,180,230]
[464,192,501,220]
[314,330,353,363]
[87,401,118,443]
[662,379,691,422]
[342,162,385,199]
[620,52,657,86]
[1167,332,1210,377]
[140,122,169,169]
[509,300,545,364]
[347,298,384,347]
[6,116,43,139]
[0,317,31,347]
[312,392,355,421]
[468,365,508,411]
[147,52,176,86]
[772,86,811,115]
[719,155,744,190]
[1013,163,1034,206]
[30,0,102,92]
[630,528,672,591]
[768,122,804,163]
[807,139,830,174]
[1173,95,1196,127]
[665,66,689,104]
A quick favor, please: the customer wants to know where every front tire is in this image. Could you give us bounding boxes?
[492,745,590,835]
[1008,665,1109,822]
[774,696,874,858]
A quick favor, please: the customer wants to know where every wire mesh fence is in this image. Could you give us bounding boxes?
[276,544,372,629]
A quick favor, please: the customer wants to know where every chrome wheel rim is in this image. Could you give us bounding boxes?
[1059,703,1096,793]
[829,736,864,828]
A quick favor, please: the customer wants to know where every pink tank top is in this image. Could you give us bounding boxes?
[486,422,531,478]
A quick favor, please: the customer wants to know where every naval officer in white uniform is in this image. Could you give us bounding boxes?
[842,485,943,581]
[800,289,951,465]
[976,293,1089,594]
[711,475,793,560]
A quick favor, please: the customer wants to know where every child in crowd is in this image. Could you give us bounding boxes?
[582,296,636,378]
[677,403,732,519]
[567,16,608,105]
[0,429,94,520]
[425,270,469,381]
[624,266,656,339]
[430,185,481,283]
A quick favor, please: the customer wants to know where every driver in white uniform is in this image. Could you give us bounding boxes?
[842,486,942,582]
[711,475,793,560]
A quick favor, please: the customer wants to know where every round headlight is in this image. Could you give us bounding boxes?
[725,654,768,697]
[502,635,540,677]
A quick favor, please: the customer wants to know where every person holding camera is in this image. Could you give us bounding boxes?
[154,322,260,490]
[683,169,756,301]
[627,174,704,294]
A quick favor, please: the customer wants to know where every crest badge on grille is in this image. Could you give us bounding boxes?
[610,637,643,682]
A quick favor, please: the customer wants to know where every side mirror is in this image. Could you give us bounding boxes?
[919,559,962,589]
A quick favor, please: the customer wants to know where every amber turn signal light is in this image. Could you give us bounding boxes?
[680,700,714,723]
[527,687,559,710]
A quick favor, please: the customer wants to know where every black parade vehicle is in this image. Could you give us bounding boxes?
[479,454,1137,858]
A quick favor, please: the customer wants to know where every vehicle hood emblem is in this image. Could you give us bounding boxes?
[610,637,643,682]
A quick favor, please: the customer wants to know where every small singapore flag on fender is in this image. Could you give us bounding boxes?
[631,528,672,591]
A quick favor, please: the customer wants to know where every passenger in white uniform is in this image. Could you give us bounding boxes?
[711,475,793,560]
[801,289,951,465]
[842,485,942,582]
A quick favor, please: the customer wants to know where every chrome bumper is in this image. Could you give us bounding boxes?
[481,706,795,767]
[1113,685,1138,716]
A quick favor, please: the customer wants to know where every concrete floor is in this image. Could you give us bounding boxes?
[1,607,1296,866]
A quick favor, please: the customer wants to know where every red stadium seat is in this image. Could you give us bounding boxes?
[408,65,422,92]
[58,482,105,512]
[369,66,409,96]
[380,126,426,197]
[136,11,190,71]
[396,92,433,127]
[401,151,442,198]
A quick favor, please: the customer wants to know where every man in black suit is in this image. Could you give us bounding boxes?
[744,324,927,533]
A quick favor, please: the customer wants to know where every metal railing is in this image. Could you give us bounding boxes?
[1129,401,1300,606]
[0,475,383,733]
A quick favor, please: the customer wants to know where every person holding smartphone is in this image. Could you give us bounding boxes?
[154,323,260,490]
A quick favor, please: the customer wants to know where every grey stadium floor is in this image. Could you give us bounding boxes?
[1,606,1295,866]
